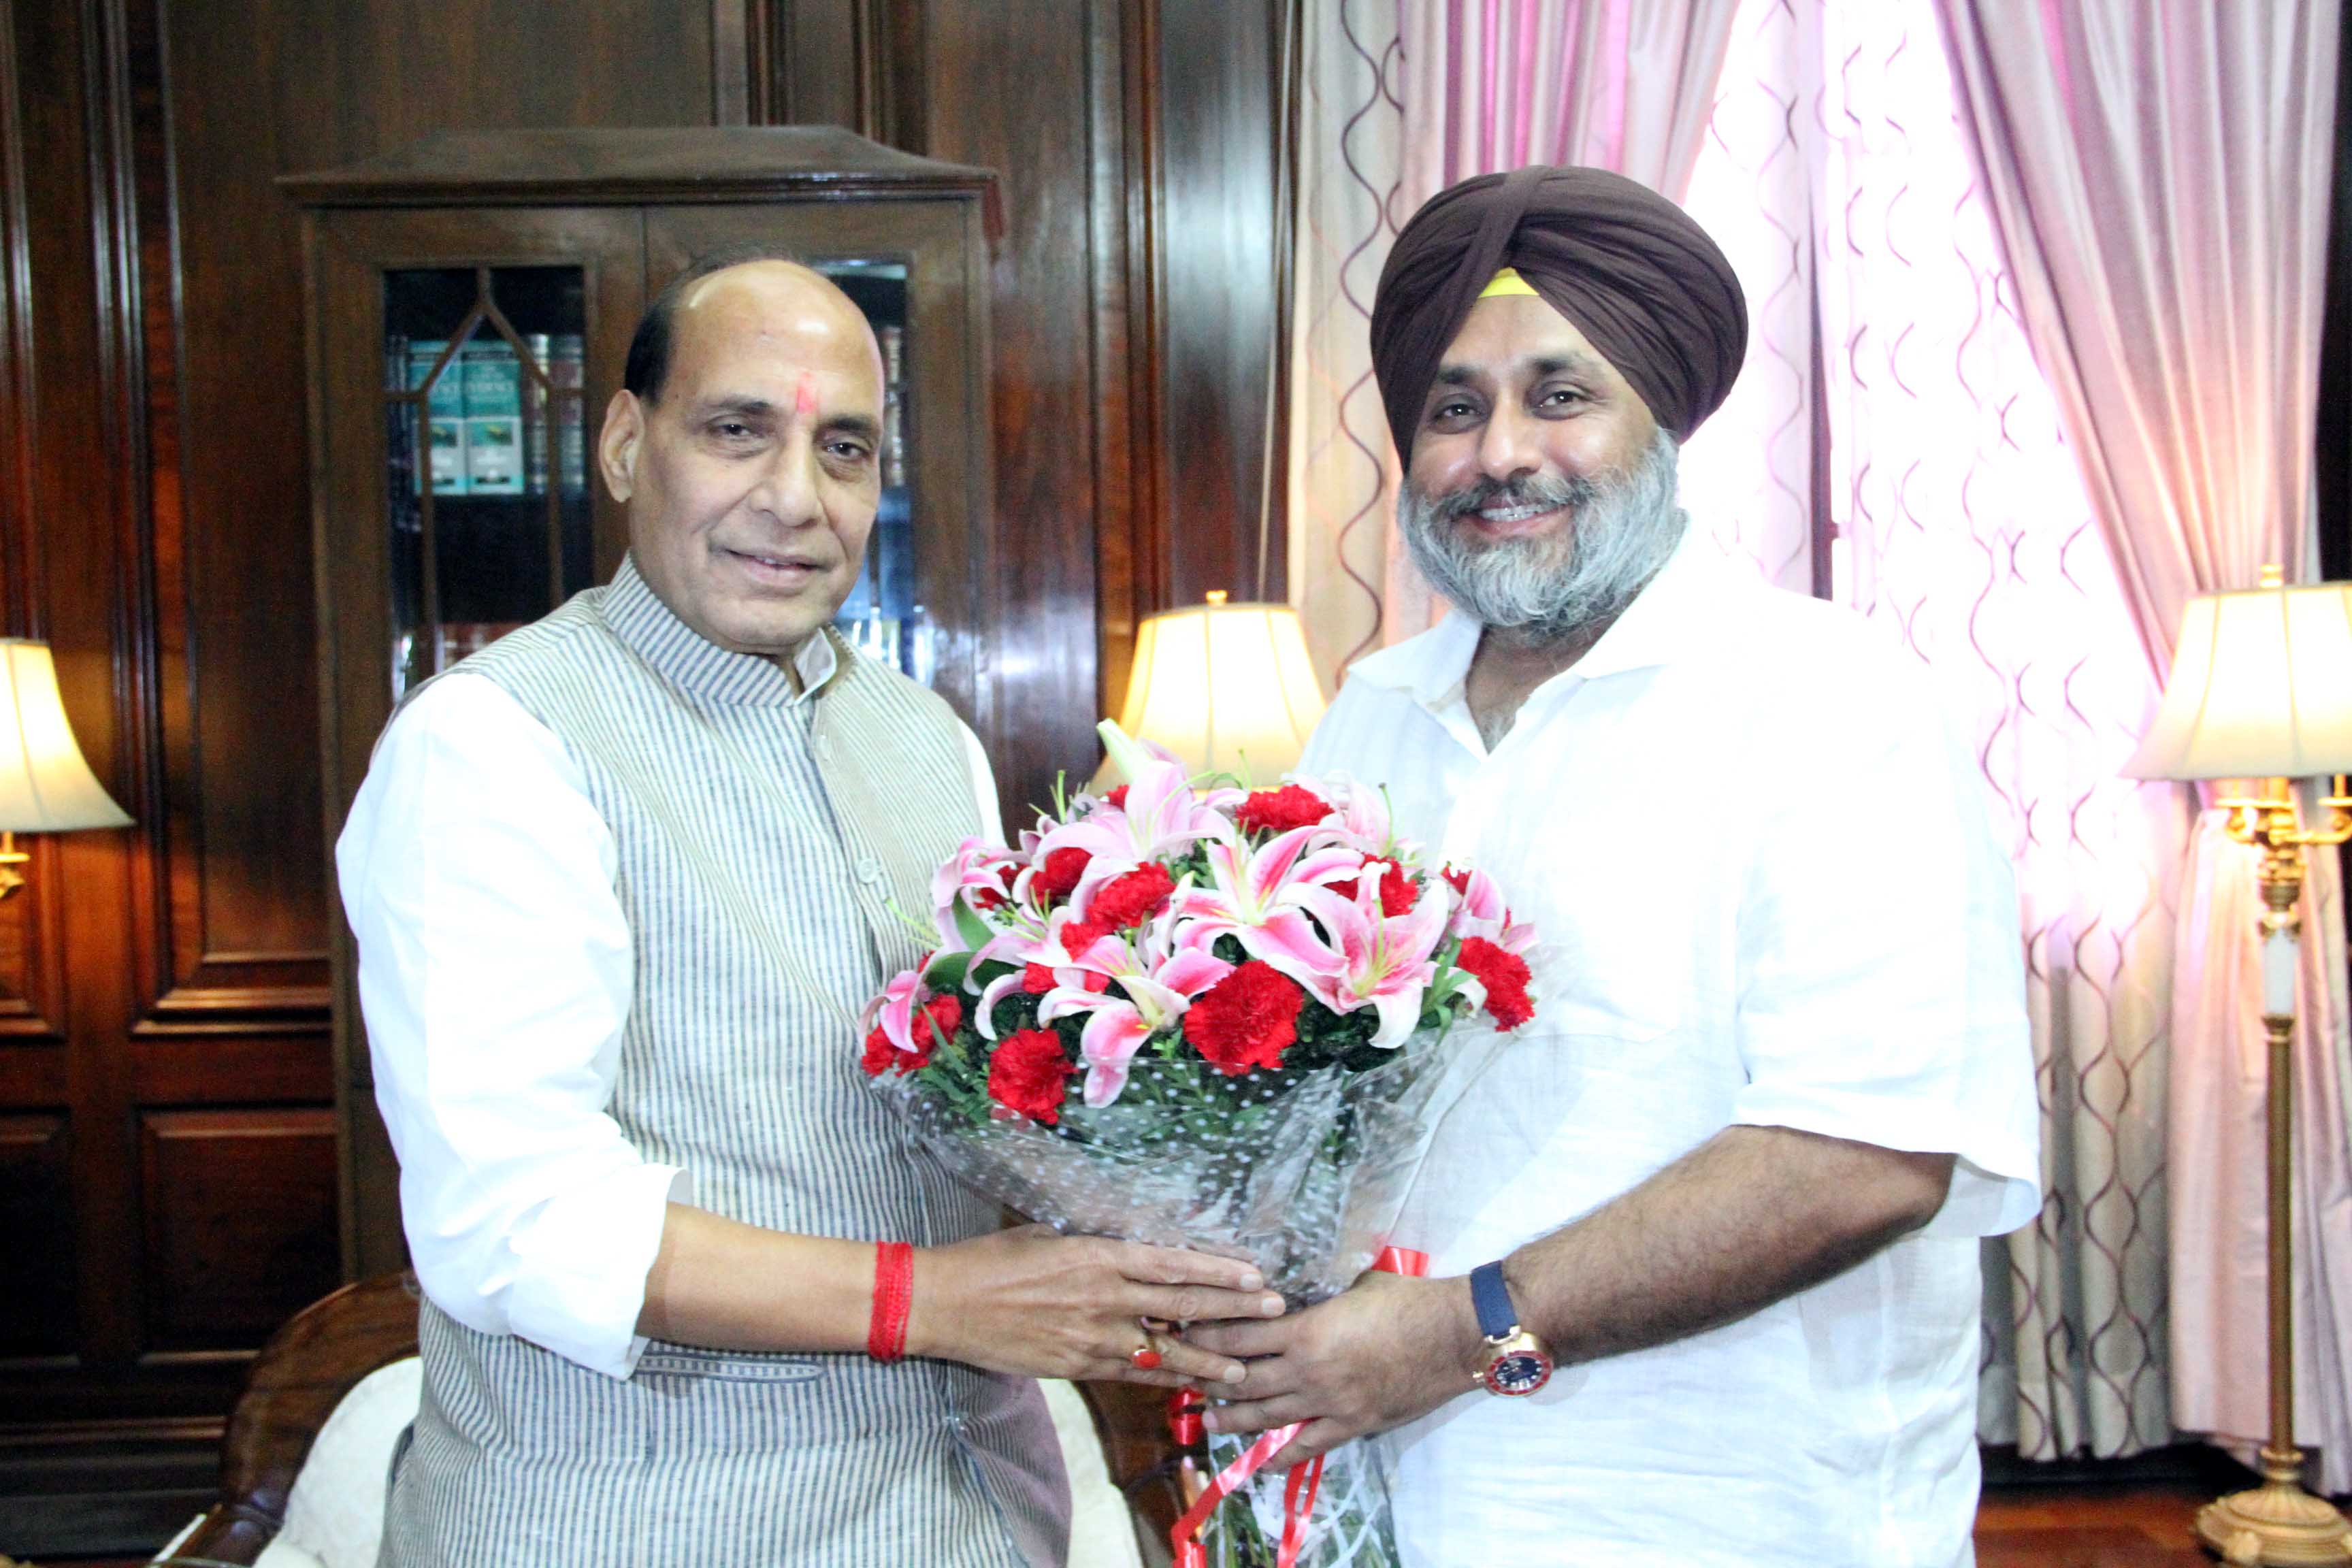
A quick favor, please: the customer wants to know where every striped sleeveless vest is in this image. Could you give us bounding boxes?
[378,558,1070,1568]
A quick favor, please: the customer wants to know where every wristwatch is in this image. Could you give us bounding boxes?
[1468,1260,1554,1396]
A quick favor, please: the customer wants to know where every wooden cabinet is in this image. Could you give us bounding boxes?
[287,127,999,1275]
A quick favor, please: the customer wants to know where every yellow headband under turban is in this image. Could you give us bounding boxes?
[1478,267,1541,299]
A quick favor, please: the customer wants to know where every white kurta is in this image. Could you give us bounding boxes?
[1302,536,2040,1568]
[336,638,1001,1381]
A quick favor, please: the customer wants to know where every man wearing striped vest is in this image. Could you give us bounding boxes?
[338,252,1279,1567]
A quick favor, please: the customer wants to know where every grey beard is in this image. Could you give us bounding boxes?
[1399,427,1686,644]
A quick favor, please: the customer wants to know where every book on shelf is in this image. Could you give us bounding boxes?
[519,333,587,497]
[523,333,551,497]
[408,340,468,495]
[552,333,586,495]
[461,338,525,495]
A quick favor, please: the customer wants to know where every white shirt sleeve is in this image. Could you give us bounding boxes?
[1728,654,2041,1238]
[336,672,689,1379]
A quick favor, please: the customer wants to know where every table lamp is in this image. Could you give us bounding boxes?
[2123,568,2352,1567]
[0,639,133,896]
[1109,591,1327,781]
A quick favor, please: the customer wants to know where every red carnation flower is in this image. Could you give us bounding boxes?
[1235,785,1332,836]
[1104,785,1130,808]
[971,887,1009,911]
[1335,857,1416,917]
[1088,864,1176,931]
[990,1028,1077,1124]
[1022,963,1058,994]
[1442,865,1472,896]
[1032,847,1091,904]
[1186,961,1305,1075]
[1456,938,1534,1030]
[1060,917,1113,958]
[859,1025,899,1076]
[906,993,962,1065]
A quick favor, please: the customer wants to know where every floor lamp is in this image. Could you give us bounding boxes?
[2125,570,2352,1568]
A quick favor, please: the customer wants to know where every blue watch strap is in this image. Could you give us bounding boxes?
[1469,1260,1518,1341]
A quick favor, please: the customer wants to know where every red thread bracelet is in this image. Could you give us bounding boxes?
[868,1241,914,1362]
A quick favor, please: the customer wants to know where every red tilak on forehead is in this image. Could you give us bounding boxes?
[794,372,817,419]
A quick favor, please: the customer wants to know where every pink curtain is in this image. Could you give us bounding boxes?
[1933,0,2352,1490]
[1286,0,1741,681]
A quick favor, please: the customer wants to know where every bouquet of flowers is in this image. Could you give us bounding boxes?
[860,725,1536,1567]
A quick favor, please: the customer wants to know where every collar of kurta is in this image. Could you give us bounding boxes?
[600,553,842,708]
[1348,523,1727,713]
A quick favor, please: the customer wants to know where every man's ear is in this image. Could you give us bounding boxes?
[599,389,642,503]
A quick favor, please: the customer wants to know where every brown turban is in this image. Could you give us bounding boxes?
[1371,165,1747,460]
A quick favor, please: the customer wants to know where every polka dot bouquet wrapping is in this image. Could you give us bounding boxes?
[860,725,1538,1567]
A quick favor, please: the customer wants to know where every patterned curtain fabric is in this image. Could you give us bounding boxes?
[1934,0,2352,1490]
[1285,0,1740,681]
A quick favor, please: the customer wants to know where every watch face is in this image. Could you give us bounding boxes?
[1483,1349,1553,1396]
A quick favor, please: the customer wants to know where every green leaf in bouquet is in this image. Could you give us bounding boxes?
[923,949,975,994]
[985,987,1045,1038]
[951,895,997,956]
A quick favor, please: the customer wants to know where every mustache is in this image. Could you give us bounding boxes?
[1427,472,1599,524]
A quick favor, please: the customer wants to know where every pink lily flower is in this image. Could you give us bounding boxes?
[1307,772,1400,860]
[1033,755,1239,870]
[1446,865,1537,955]
[862,969,928,1055]
[967,911,1090,1039]
[1037,913,1234,1107]
[1250,877,1452,1048]
[1171,825,1365,958]
[930,836,1023,948]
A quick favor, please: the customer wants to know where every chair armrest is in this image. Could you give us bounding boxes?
[169,1275,422,1565]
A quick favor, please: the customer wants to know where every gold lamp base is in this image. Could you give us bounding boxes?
[0,830,24,898]
[2195,1448,2352,1566]
[2193,776,2352,1568]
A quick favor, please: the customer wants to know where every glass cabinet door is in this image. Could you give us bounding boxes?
[383,266,593,699]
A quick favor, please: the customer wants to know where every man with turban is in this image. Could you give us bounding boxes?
[1194,167,2038,1567]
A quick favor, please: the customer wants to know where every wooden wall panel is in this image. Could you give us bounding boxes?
[139,1110,339,1352]
[268,0,715,174]
[1155,0,1284,612]
[152,0,327,1002]
[0,1114,75,1358]
[913,0,1286,787]
[921,0,1122,814]
[14,0,142,1401]
[758,0,926,148]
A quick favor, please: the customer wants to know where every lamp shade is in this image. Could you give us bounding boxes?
[2123,581,2352,782]
[0,640,132,831]
[1114,593,1328,779]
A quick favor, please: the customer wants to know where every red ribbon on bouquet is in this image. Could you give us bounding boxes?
[1167,1245,1430,1568]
